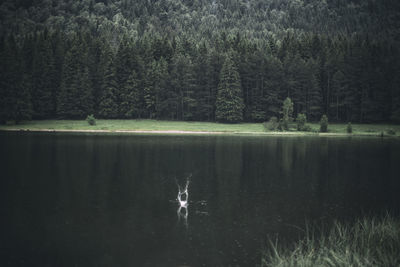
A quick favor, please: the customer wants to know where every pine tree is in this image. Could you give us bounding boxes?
[76,65,94,116]
[305,60,322,121]
[281,97,294,130]
[170,54,196,121]
[143,60,159,119]
[0,35,20,122]
[344,39,365,122]
[331,70,347,121]
[206,48,223,121]
[98,55,119,118]
[32,32,56,118]
[192,42,213,121]
[57,35,93,118]
[87,37,103,115]
[390,62,400,122]
[50,30,64,115]
[0,37,9,122]
[242,51,267,122]
[264,55,284,119]
[14,73,33,122]
[120,70,141,118]
[0,35,33,123]
[114,37,134,113]
[215,53,244,123]
[153,58,170,119]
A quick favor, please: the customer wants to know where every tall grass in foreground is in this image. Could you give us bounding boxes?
[262,215,400,266]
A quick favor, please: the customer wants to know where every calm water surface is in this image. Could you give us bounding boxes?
[1,133,399,266]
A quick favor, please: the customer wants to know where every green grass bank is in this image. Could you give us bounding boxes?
[261,215,400,266]
[0,119,399,136]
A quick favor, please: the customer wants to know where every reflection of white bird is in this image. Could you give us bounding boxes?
[177,179,189,208]
[176,175,191,228]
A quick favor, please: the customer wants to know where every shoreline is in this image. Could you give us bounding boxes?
[0,128,393,137]
[0,120,398,137]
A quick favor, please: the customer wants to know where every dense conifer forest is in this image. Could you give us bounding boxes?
[1,0,400,123]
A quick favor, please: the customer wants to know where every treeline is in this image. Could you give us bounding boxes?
[1,0,399,123]
[1,0,399,41]
[1,30,399,123]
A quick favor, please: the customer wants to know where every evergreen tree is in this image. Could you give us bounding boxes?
[305,60,323,121]
[0,36,20,122]
[264,55,284,120]
[192,42,213,121]
[152,58,171,119]
[390,65,400,122]
[13,75,33,122]
[0,35,33,123]
[331,70,347,121]
[120,70,141,118]
[170,54,196,121]
[114,37,134,112]
[206,48,223,121]
[243,51,268,122]
[98,54,119,118]
[143,60,160,119]
[281,97,294,130]
[32,32,56,118]
[320,114,329,132]
[87,37,104,115]
[50,30,65,114]
[215,53,244,123]
[57,35,93,118]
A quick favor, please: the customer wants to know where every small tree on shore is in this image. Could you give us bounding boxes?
[320,114,328,132]
[86,114,96,125]
[264,116,279,131]
[281,97,293,130]
[296,113,307,131]
[347,122,352,133]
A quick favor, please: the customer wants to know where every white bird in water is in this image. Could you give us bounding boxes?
[177,178,189,208]
[176,175,191,228]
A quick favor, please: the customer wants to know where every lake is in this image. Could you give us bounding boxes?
[1,132,399,266]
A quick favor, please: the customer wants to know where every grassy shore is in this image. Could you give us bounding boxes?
[262,215,400,266]
[0,119,399,136]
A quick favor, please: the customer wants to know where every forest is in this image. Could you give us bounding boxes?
[1,0,400,123]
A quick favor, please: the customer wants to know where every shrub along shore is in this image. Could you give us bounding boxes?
[261,214,400,266]
[0,120,399,137]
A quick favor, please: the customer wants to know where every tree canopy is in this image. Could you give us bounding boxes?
[0,0,399,123]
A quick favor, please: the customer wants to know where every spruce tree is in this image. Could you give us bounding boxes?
[215,53,244,123]
[390,69,400,123]
[192,42,212,121]
[0,37,9,122]
[87,37,103,115]
[0,35,20,122]
[120,70,141,118]
[143,60,159,119]
[207,48,223,121]
[153,58,170,119]
[114,37,134,113]
[32,32,55,118]
[306,60,322,121]
[14,74,33,122]
[264,55,284,119]
[170,54,196,121]
[57,35,93,118]
[98,57,119,119]
[50,30,65,114]
[331,70,347,121]
[281,97,294,130]
[16,36,34,122]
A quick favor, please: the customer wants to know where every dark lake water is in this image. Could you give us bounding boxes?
[1,132,400,266]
